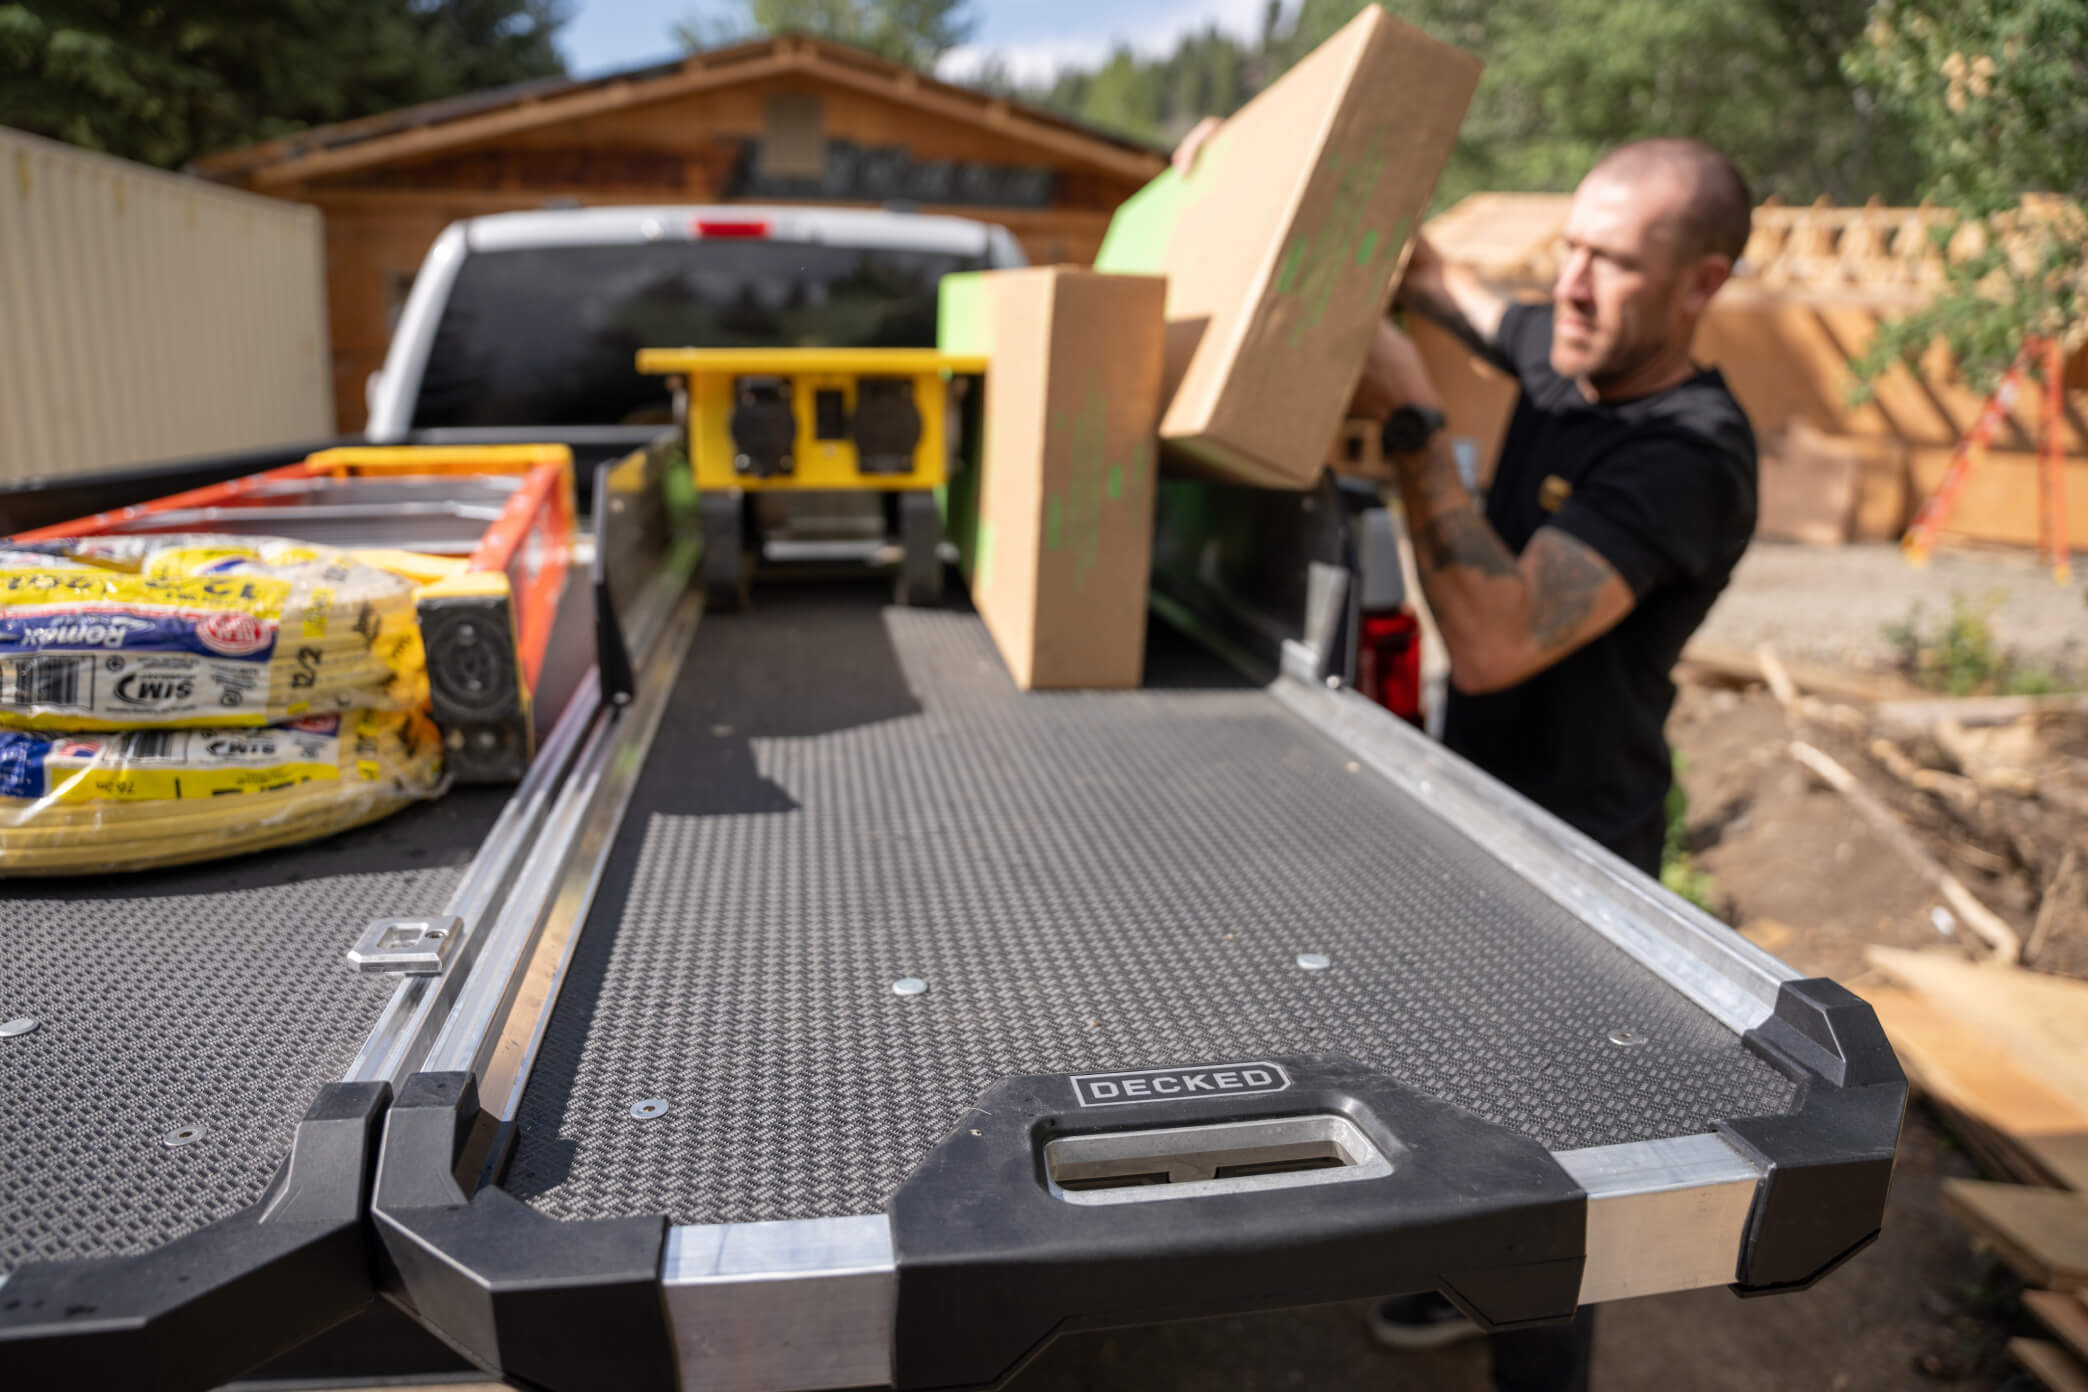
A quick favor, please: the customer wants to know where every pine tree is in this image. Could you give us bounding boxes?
[0,0,568,169]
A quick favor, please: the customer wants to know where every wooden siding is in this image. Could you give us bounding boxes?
[263,74,1148,430]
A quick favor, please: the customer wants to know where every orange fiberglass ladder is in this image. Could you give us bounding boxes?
[1902,337,2073,582]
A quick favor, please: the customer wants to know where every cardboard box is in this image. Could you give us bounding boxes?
[1093,7,1480,490]
[938,267,1168,689]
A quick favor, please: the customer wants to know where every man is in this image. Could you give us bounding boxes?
[1360,139,1758,881]
[1177,130,1760,1389]
[1361,139,1758,1388]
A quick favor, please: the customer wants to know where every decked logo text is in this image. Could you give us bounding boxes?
[1070,1062,1291,1108]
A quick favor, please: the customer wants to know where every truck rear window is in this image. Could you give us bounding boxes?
[411,241,983,429]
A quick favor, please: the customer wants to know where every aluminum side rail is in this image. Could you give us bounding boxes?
[369,589,702,1392]
[343,660,600,1091]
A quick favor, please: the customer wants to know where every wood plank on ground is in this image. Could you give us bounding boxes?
[1868,948,2088,1116]
[1871,691,2088,736]
[1943,1180,2088,1289]
[1866,985,2088,1190]
[2026,1291,2088,1366]
[2013,1337,2088,1392]
[1677,639,1920,703]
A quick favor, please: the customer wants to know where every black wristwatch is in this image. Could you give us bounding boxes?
[1380,404,1448,457]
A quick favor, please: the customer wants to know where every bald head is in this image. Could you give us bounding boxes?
[1549,139,1749,395]
[1586,139,1753,267]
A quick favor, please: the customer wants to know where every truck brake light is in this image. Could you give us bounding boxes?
[693,219,771,239]
[1356,609,1424,727]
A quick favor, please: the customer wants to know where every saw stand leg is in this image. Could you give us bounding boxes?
[894,490,945,607]
[700,491,751,612]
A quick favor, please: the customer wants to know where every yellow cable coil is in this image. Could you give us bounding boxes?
[0,535,428,730]
[0,709,446,875]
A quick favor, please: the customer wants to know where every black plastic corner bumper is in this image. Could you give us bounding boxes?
[370,1071,677,1392]
[1725,978,1908,1296]
[0,1081,388,1390]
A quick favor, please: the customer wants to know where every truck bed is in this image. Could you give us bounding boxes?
[0,570,597,1274]
[504,588,1799,1228]
[0,526,1905,1392]
[0,792,503,1272]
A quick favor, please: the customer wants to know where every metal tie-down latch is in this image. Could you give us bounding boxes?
[348,915,465,976]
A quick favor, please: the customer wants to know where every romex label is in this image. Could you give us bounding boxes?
[1069,1062,1292,1108]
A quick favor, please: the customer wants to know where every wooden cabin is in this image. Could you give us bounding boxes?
[196,35,1166,431]
[1413,194,2088,553]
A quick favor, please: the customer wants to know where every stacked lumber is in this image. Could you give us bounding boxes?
[2019,1293,2088,1392]
[1867,948,2088,1390]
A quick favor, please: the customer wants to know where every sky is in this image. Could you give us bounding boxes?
[556,0,1278,86]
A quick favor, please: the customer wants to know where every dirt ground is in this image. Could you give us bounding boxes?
[1669,683,2088,984]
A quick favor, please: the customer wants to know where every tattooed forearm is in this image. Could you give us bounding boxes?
[1415,507,1519,580]
[1526,527,1613,650]
[1396,434,1465,509]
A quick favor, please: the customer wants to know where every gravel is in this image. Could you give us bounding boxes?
[1698,541,2088,676]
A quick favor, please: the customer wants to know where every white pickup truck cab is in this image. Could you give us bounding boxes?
[364,205,1026,444]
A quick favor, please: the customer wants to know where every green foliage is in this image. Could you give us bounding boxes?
[1661,856,1720,916]
[1441,0,1922,208]
[676,0,973,70]
[0,1,568,169]
[968,0,1924,207]
[1882,590,2074,696]
[1661,753,1720,916]
[1843,0,2088,392]
[1006,25,1259,145]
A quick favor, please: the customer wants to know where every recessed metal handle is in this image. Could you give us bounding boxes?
[1044,1114,1393,1206]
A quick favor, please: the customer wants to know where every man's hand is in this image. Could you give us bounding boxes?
[1389,235,1509,358]
[1351,320,1446,425]
[1366,309,1637,693]
[1172,116,1222,177]
[1392,236,1447,314]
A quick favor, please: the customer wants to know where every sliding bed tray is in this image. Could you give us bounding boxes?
[353,582,1903,1392]
[0,450,1901,1389]
[0,470,608,1388]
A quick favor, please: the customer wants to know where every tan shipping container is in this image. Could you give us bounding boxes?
[0,126,332,486]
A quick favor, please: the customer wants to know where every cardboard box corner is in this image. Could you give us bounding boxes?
[946,267,1170,691]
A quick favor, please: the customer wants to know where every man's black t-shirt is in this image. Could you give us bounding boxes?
[1440,303,1758,875]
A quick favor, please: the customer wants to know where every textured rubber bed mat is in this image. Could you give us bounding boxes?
[507,591,1798,1227]
[0,789,504,1272]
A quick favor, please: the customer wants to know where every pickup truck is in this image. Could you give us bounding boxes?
[0,206,1903,1392]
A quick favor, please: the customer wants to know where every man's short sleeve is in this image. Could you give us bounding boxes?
[1545,432,1753,599]
[1489,302,1556,383]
